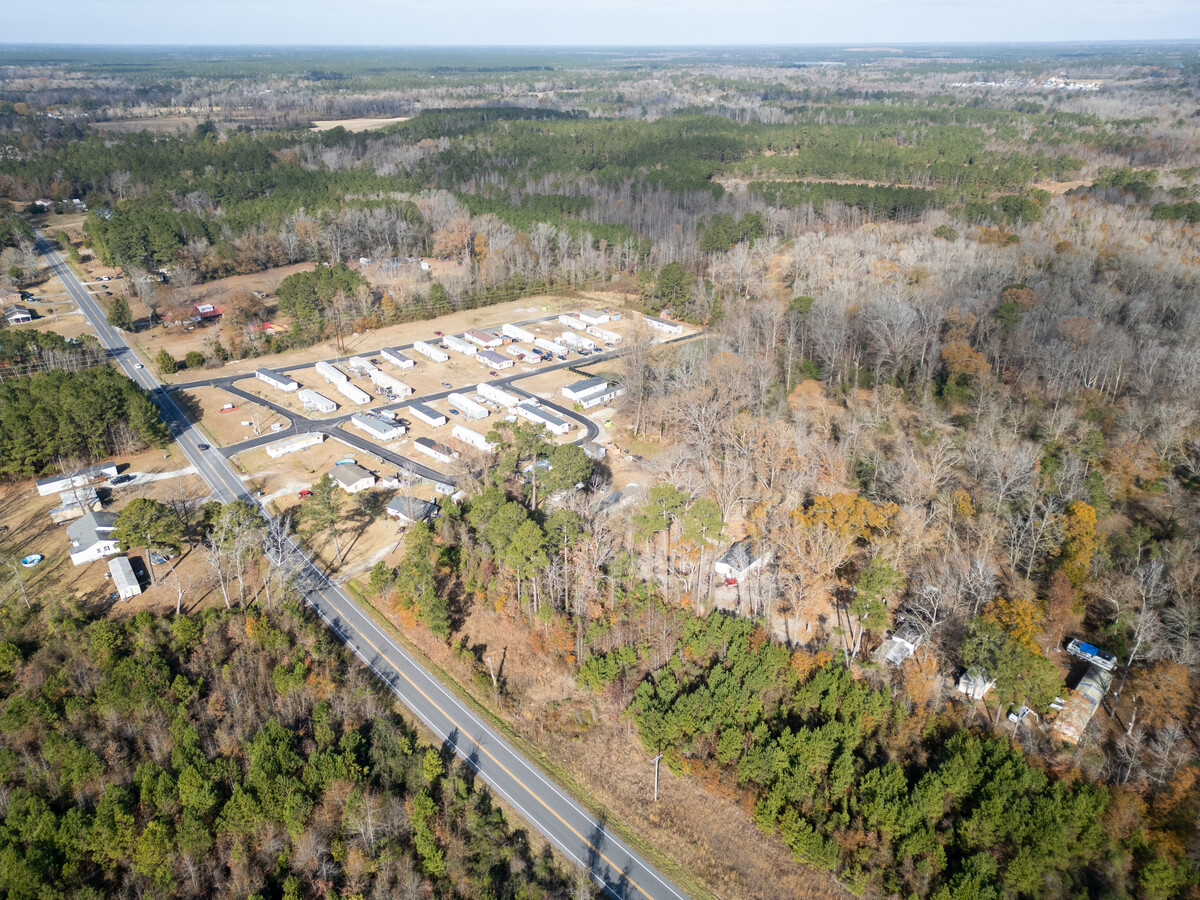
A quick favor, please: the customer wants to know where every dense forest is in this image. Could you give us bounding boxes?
[0,598,579,900]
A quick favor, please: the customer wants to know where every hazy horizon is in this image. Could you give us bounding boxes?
[5,0,1199,47]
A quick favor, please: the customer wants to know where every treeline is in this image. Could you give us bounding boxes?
[0,366,169,478]
[460,192,645,251]
[627,613,1189,900]
[0,599,578,900]
[0,329,99,365]
[750,181,942,221]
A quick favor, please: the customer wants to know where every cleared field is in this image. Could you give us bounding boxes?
[175,385,290,447]
[310,116,411,132]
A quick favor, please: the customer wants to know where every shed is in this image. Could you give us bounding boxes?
[109,556,142,599]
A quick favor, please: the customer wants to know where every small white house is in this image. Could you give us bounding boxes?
[5,305,33,325]
[413,341,449,363]
[255,368,299,393]
[643,314,684,336]
[516,402,570,436]
[448,393,489,420]
[476,349,513,369]
[266,432,324,458]
[328,463,376,494]
[315,360,349,384]
[414,437,457,464]
[501,323,535,343]
[387,495,439,525]
[477,383,521,408]
[335,380,372,405]
[443,335,477,356]
[109,556,142,599]
[298,389,338,414]
[713,538,770,582]
[66,511,121,566]
[562,376,609,403]
[879,623,923,667]
[956,668,995,701]
[409,402,447,427]
[381,348,416,369]
[452,424,497,452]
[350,412,406,441]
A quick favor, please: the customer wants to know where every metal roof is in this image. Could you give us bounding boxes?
[109,556,140,594]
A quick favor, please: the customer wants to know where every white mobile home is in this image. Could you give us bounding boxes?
[443,335,477,356]
[414,437,458,465]
[501,323,535,343]
[560,331,596,351]
[448,393,489,420]
[476,349,513,369]
[452,424,497,452]
[350,412,406,441]
[516,402,571,436]
[315,360,349,384]
[507,345,538,361]
[477,383,521,408]
[576,387,624,410]
[367,370,414,398]
[256,368,299,392]
[266,432,324,458]
[465,329,503,349]
[328,463,376,494]
[335,381,372,405]
[346,356,377,375]
[381,348,416,369]
[413,341,449,363]
[66,512,121,566]
[579,311,610,326]
[643,314,684,335]
[298,389,338,414]
[36,461,118,497]
[109,556,142,599]
[534,337,569,356]
[558,314,587,331]
[409,402,447,427]
[562,376,610,403]
[586,325,620,344]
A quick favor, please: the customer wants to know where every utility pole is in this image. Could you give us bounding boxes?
[651,754,663,802]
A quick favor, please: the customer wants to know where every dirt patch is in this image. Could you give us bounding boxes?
[1034,179,1092,195]
[175,385,290,448]
[310,117,411,132]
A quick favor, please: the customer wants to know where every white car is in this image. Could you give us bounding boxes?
[134,363,143,369]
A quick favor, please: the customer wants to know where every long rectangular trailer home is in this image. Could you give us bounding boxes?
[255,368,299,392]
[501,323,535,342]
[367,370,414,398]
[643,314,684,335]
[346,356,377,375]
[335,381,372,405]
[477,383,521,408]
[506,345,539,361]
[414,436,458,464]
[452,424,497,452]
[298,389,338,413]
[560,331,596,351]
[576,387,624,410]
[266,432,324,458]
[465,328,503,348]
[443,335,477,356]
[413,340,450,363]
[516,401,571,436]
[559,314,587,331]
[315,360,349,384]
[447,393,489,420]
[409,402,448,427]
[381,347,416,369]
[350,412,406,440]
[476,349,513,369]
[587,325,620,344]
[562,376,609,403]
[36,461,118,496]
[534,337,569,356]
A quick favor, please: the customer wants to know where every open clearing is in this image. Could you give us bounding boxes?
[310,116,411,132]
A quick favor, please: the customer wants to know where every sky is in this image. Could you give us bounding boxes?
[5,0,1199,46]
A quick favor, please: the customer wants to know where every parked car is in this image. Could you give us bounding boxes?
[449,409,460,416]
[433,330,444,336]
[441,381,452,388]
[197,443,210,451]
[298,490,313,499]
[108,474,134,485]
[489,370,499,376]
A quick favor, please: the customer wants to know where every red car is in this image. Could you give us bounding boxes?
[298,490,313,499]
[489,370,499,376]
[433,330,443,336]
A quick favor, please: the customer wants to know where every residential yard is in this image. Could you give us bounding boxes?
[174,385,291,448]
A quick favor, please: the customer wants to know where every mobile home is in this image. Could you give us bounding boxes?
[266,432,324,458]
[534,337,569,356]
[501,323,535,343]
[315,360,349,384]
[414,437,458,464]
[335,381,372,405]
[381,347,416,369]
[447,393,489,420]
[413,341,450,363]
[516,402,571,436]
[351,413,406,440]
[476,349,513,369]
[255,368,299,392]
[298,389,338,414]
[452,424,497,452]
[409,402,447,428]
[477,383,521,408]
[443,335,477,356]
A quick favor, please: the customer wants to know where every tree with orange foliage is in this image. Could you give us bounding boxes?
[794,493,900,540]
[940,341,990,378]
[983,596,1043,653]
[1058,501,1098,590]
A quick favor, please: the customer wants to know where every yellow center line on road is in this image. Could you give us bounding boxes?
[348,620,654,900]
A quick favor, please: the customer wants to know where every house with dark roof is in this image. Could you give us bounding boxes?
[387,496,439,526]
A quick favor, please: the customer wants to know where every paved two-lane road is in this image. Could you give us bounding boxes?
[34,234,692,900]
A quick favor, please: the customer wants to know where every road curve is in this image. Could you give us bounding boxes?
[34,233,692,900]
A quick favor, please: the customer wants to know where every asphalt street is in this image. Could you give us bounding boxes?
[34,233,693,900]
